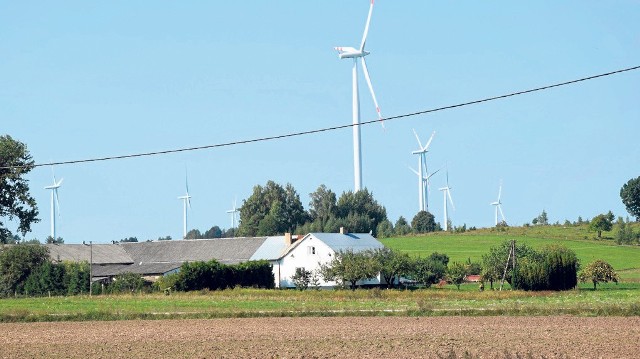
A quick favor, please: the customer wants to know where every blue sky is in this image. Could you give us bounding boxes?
[2,1,639,243]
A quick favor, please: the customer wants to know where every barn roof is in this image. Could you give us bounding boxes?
[46,244,134,265]
[119,237,268,265]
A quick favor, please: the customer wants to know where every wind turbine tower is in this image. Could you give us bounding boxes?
[411,130,436,212]
[334,0,383,192]
[226,199,239,233]
[44,174,63,240]
[491,181,506,226]
[177,173,192,239]
[438,170,455,231]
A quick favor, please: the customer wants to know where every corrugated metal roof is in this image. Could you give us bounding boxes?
[309,232,385,253]
[46,244,134,265]
[250,236,288,261]
[120,237,267,265]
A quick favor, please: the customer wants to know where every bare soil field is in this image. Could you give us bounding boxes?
[1,316,638,358]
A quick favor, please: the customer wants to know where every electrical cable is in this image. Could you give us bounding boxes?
[4,65,640,169]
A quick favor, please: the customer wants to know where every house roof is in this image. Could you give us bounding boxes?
[310,232,384,252]
[46,244,134,265]
[119,237,268,265]
[250,236,288,261]
[278,232,385,259]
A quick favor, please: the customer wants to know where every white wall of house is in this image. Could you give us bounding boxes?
[274,234,381,288]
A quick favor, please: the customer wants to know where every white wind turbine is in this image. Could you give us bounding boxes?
[411,130,436,212]
[491,181,506,226]
[438,169,455,231]
[334,0,383,192]
[226,199,239,232]
[44,171,63,240]
[177,173,192,239]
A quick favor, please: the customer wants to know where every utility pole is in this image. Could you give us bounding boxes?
[89,241,93,297]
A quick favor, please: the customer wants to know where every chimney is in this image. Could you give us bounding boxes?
[285,232,292,246]
[339,227,346,235]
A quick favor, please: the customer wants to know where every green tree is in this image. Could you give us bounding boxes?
[370,247,411,288]
[118,236,137,243]
[589,213,613,238]
[204,226,223,239]
[394,216,411,236]
[336,189,387,236]
[308,184,337,230]
[107,272,146,293]
[185,229,202,240]
[157,235,172,241]
[319,249,379,290]
[291,267,311,290]
[0,244,50,296]
[410,257,447,288]
[238,181,306,236]
[614,217,635,245]
[375,219,394,239]
[620,176,640,220]
[579,259,619,290]
[411,211,437,233]
[447,262,468,290]
[481,240,538,289]
[0,135,39,242]
[533,210,549,226]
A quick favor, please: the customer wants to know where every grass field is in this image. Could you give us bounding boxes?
[380,224,640,280]
[1,283,638,322]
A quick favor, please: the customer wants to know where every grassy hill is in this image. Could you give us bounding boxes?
[380,224,640,281]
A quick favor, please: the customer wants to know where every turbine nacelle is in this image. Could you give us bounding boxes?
[335,47,370,59]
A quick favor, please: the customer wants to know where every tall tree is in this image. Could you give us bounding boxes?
[620,176,640,220]
[308,184,337,229]
[238,181,306,236]
[411,211,437,233]
[336,189,387,235]
[0,135,39,243]
[589,213,613,238]
[0,244,50,296]
[204,226,223,239]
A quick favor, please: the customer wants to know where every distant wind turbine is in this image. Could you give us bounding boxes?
[178,171,192,239]
[491,181,506,226]
[334,0,383,192]
[44,170,63,240]
[411,129,436,212]
[438,169,455,231]
[226,198,239,236]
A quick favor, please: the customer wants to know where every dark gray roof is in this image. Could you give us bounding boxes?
[46,244,134,265]
[120,237,268,265]
[91,262,182,277]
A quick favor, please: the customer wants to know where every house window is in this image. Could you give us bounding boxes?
[307,246,316,255]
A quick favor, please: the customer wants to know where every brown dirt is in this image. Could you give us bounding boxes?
[1,316,638,358]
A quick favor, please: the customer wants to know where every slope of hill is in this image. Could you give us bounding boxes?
[381,224,640,281]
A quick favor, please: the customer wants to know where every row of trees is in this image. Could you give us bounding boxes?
[157,260,274,291]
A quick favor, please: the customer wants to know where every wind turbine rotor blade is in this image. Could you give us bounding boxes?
[427,168,441,179]
[498,205,506,222]
[359,0,374,51]
[408,166,420,176]
[412,129,423,148]
[498,181,502,201]
[448,190,455,211]
[360,57,383,127]
[54,189,61,216]
[424,131,436,151]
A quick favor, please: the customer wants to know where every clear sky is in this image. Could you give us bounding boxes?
[2,1,639,243]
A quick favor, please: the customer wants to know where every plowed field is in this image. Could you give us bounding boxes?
[1,316,638,358]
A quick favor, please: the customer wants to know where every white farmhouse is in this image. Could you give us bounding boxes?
[251,229,386,288]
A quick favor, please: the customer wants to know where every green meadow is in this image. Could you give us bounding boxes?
[381,224,640,281]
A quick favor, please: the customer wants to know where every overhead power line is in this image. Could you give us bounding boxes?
[8,65,640,169]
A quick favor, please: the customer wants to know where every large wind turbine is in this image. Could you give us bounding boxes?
[335,0,383,192]
[411,130,436,212]
[177,173,192,239]
[44,173,63,240]
[491,181,506,226]
[438,170,455,231]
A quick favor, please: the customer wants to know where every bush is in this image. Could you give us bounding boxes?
[106,272,146,294]
[174,260,274,292]
[511,245,579,291]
